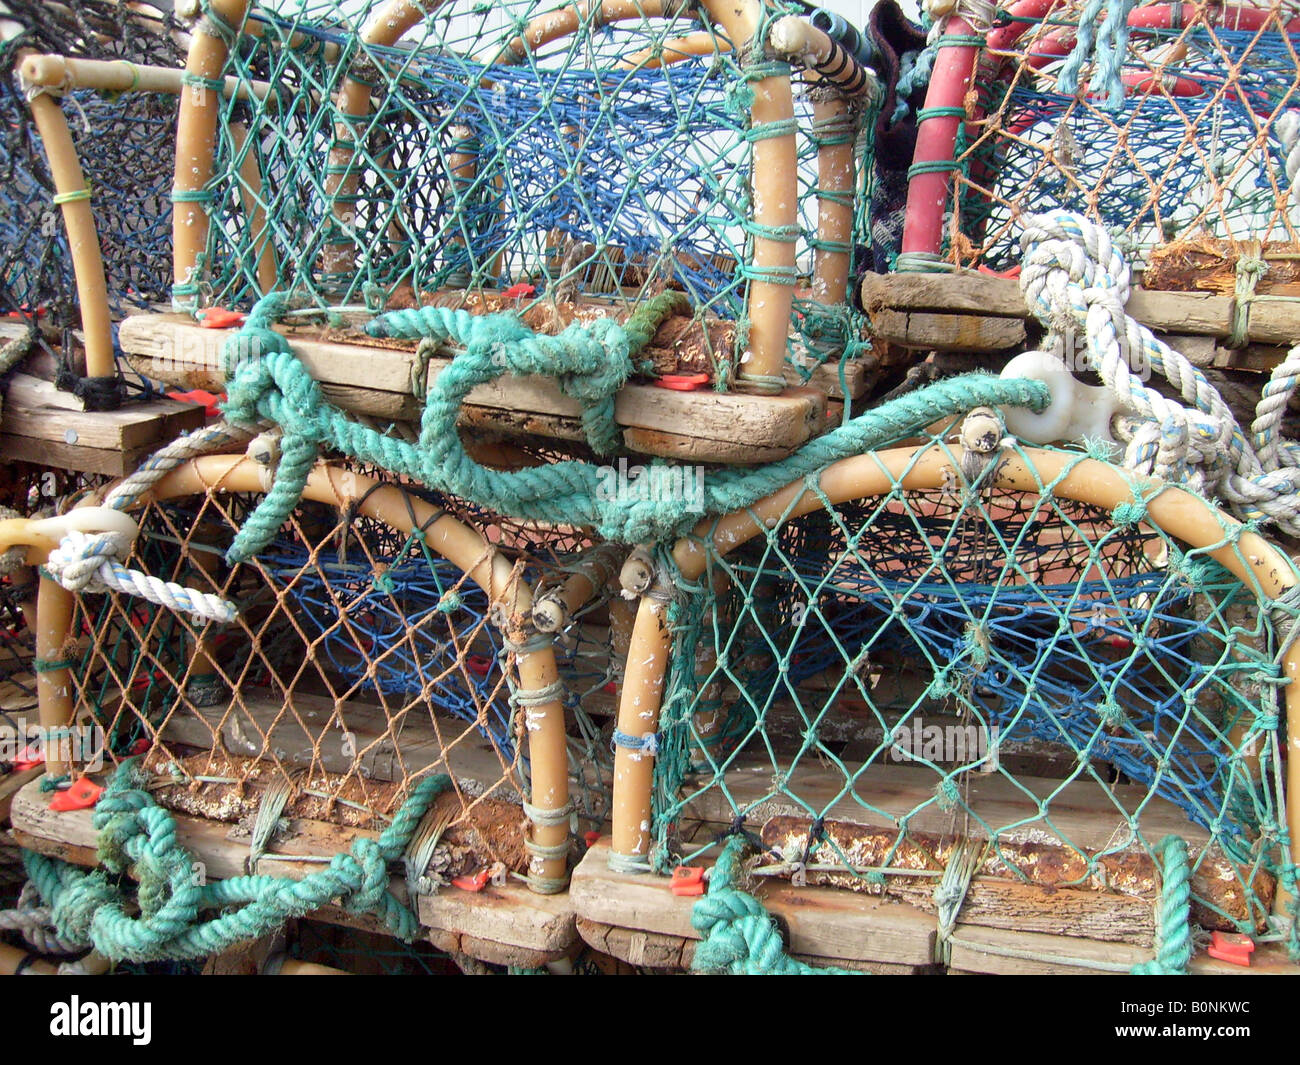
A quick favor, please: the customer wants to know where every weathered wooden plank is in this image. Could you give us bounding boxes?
[758,815,1268,935]
[0,766,43,823]
[0,433,163,478]
[569,840,937,967]
[0,374,205,475]
[869,308,1026,352]
[857,266,1300,353]
[416,881,575,956]
[1,374,205,450]
[860,271,1255,341]
[118,315,827,462]
[950,923,1300,975]
[1243,297,1300,347]
[784,359,873,400]
[574,916,930,973]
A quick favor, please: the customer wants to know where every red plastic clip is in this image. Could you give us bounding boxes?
[465,653,494,677]
[603,680,617,695]
[671,865,707,897]
[502,283,536,300]
[12,744,44,772]
[198,307,245,329]
[977,264,1022,279]
[583,830,601,849]
[1206,931,1255,967]
[131,738,151,756]
[654,373,709,392]
[451,868,491,892]
[167,389,226,418]
[49,777,103,812]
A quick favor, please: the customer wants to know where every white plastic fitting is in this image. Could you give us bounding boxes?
[999,350,1124,446]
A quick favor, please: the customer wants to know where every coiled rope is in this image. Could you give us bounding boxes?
[22,759,452,962]
[42,422,252,623]
[218,291,1050,560]
[1019,211,1300,535]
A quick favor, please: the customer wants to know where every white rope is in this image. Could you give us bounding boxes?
[1275,111,1300,205]
[44,422,253,623]
[1018,211,1300,535]
[0,883,86,955]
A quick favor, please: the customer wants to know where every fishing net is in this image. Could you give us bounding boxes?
[648,431,1297,952]
[185,0,878,381]
[938,0,1300,270]
[0,1,182,320]
[62,472,617,888]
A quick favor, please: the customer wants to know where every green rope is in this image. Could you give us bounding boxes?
[220,292,1050,559]
[24,758,451,962]
[690,837,860,975]
[1131,835,1193,975]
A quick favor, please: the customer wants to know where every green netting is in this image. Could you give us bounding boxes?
[649,431,1300,958]
[186,0,879,379]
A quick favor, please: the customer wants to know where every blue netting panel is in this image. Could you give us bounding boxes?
[957,23,1300,267]
[260,541,516,750]
[194,0,877,382]
[0,2,181,318]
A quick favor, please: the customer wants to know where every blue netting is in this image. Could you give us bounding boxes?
[962,25,1300,266]
[0,4,181,318]
[260,541,515,751]
[197,0,876,385]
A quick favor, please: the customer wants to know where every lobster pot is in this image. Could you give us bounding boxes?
[945,0,1300,270]
[0,0,181,317]
[185,0,878,380]
[58,470,615,886]
[649,438,1291,946]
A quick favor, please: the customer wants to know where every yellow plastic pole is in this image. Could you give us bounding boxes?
[173,0,252,308]
[24,91,115,379]
[20,53,273,103]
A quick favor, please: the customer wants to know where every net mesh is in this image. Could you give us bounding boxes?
[650,434,1295,943]
[188,0,878,380]
[941,1,1300,270]
[62,472,616,886]
[0,1,181,320]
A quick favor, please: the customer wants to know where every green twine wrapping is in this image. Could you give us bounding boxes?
[1131,835,1193,975]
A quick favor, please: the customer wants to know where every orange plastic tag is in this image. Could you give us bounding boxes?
[49,778,103,812]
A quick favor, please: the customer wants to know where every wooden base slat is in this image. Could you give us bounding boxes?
[570,840,938,970]
[949,924,1300,976]
[9,777,577,964]
[118,314,827,464]
[0,373,205,477]
[860,271,1300,359]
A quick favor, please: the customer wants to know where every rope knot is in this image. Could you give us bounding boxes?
[45,529,133,593]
